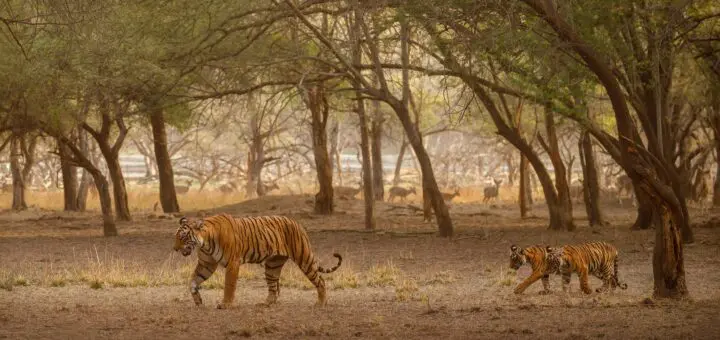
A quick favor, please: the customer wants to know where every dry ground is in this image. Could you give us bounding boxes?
[1,193,720,339]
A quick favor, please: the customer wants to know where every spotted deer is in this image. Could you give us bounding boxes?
[483,178,502,204]
[335,182,362,199]
[441,188,461,202]
[616,175,635,207]
[175,179,193,195]
[259,182,280,195]
[388,186,416,203]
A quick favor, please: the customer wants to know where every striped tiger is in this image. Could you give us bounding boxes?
[546,241,628,294]
[509,244,564,294]
[173,213,342,309]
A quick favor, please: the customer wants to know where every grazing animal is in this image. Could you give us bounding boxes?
[0,180,12,193]
[173,214,342,309]
[616,174,635,206]
[218,182,238,194]
[545,241,628,294]
[259,182,280,195]
[441,188,461,202]
[387,186,416,203]
[334,182,362,198]
[175,179,193,195]
[569,181,584,203]
[483,178,502,204]
[509,244,564,294]
[694,169,711,214]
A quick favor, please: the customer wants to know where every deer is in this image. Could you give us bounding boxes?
[441,188,461,202]
[694,169,711,215]
[483,178,502,204]
[0,179,12,193]
[616,174,635,207]
[218,181,238,194]
[387,186,416,203]
[259,182,280,195]
[569,179,584,203]
[175,179,193,195]
[335,182,362,199]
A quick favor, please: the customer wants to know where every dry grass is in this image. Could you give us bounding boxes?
[0,192,719,339]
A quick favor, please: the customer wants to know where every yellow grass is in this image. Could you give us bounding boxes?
[0,180,545,214]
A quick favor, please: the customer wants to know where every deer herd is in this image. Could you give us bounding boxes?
[1,169,714,211]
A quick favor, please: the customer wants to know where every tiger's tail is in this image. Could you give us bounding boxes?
[614,255,628,290]
[318,253,343,273]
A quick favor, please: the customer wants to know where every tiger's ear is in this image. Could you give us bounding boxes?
[192,219,204,231]
[546,246,555,252]
[510,245,518,252]
[179,217,188,226]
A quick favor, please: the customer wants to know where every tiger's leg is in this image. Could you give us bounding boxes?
[263,255,289,305]
[595,267,613,293]
[514,272,544,294]
[217,263,240,309]
[539,274,551,295]
[561,270,572,292]
[190,260,218,306]
[296,259,328,306]
[578,268,592,294]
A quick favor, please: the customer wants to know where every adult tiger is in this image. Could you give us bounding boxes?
[546,241,628,294]
[173,213,342,309]
[509,244,563,294]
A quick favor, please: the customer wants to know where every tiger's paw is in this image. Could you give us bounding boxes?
[538,290,552,295]
[216,303,231,310]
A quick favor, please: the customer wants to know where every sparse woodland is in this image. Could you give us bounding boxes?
[1,0,719,338]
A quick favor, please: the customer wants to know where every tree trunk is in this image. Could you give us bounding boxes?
[712,109,720,206]
[519,154,530,218]
[329,118,342,186]
[76,130,91,211]
[59,137,79,211]
[541,106,575,230]
[10,136,27,211]
[307,83,334,215]
[92,173,118,236]
[393,139,407,185]
[150,107,180,213]
[350,7,375,230]
[579,131,605,226]
[370,114,384,201]
[652,206,687,298]
[84,96,131,221]
[506,156,516,186]
[392,101,452,235]
[357,101,375,230]
[105,156,131,221]
[54,134,117,236]
[245,104,265,198]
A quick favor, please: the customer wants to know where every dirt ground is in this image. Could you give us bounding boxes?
[1,194,720,339]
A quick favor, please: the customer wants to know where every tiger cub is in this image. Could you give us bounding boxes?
[546,241,628,294]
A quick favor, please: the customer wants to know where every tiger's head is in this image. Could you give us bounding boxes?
[509,244,527,270]
[510,244,555,270]
[173,216,204,256]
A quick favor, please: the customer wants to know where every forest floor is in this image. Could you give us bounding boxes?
[1,193,720,339]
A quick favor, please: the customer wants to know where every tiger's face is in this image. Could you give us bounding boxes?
[509,245,527,270]
[173,217,204,256]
